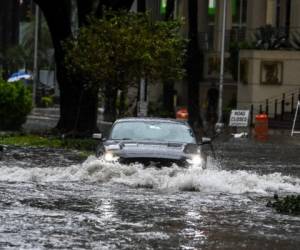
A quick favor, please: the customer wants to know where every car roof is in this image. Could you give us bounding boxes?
[114,117,189,125]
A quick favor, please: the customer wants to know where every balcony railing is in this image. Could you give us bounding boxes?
[198,26,300,51]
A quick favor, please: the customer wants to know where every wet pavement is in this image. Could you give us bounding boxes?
[0,133,300,249]
[22,108,112,136]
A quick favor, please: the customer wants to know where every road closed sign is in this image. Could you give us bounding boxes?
[229,110,249,127]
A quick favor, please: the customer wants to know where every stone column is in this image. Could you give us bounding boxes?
[246,0,267,39]
[177,0,189,38]
[290,0,300,28]
[279,0,287,27]
[213,0,232,52]
[266,0,277,25]
[198,0,209,32]
[198,0,209,49]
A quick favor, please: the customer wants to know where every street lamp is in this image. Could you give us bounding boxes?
[237,0,244,85]
[216,0,227,131]
[32,3,39,106]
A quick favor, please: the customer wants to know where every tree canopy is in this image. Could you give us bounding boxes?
[64,11,186,93]
[31,0,135,135]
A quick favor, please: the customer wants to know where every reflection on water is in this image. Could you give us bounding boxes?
[0,143,300,249]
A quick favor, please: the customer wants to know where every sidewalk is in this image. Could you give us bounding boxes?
[217,127,300,146]
[22,107,112,135]
[22,108,300,145]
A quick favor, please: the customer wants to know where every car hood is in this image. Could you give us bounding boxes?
[104,140,197,160]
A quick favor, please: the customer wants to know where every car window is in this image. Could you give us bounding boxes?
[110,121,196,143]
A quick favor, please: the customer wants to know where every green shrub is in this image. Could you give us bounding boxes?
[267,194,300,215]
[41,95,54,108]
[0,80,32,130]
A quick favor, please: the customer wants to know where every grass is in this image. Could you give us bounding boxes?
[0,133,97,157]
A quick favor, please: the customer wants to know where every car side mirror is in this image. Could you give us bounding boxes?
[92,133,102,140]
[200,137,211,145]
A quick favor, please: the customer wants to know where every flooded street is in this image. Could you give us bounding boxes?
[0,139,300,249]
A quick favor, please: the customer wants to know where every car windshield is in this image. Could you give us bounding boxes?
[110,121,196,143]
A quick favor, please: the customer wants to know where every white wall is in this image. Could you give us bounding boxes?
[238,50,300,117]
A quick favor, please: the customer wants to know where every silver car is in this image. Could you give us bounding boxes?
[93,117,211,168]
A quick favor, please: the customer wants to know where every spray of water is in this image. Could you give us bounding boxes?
[0,156,299,194]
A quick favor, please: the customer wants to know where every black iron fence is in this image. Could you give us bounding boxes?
[248,88,300,126]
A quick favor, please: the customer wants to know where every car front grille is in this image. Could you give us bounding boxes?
[119,157,186,167]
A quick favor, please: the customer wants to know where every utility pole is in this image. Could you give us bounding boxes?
[32,3,39,106]
[237,0,243,85]
[216,0,227,131]
[137,0,147,117]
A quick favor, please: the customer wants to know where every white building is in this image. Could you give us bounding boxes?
[137,0,300,122]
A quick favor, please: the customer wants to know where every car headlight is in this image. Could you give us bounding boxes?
[104,151,119,162]
[186,155,204,166]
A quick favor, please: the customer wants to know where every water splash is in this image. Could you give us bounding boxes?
[0,156,299,194]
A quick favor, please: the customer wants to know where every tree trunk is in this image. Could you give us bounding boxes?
[103,84,118,122]
[137,0,146,12]
[77,0,95,26]
[58,81,99,135]
[163,81,175,116]
[163,0,176,116]
[34,0,134,136]
[0,0,20,78]
[118,87,128,117]
[187,0,203,129]
[166,0,175,19]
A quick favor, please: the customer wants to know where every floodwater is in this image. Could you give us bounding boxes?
[0,139,300,250]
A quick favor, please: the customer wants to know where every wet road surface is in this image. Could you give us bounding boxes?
[0,137,300,249]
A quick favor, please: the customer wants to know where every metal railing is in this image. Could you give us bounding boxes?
[198,26,300,51]
[291,101,300,136]
[248,88,300,126]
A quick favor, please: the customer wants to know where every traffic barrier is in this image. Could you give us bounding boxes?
[255,113,268,141]
[176,108,188,121]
